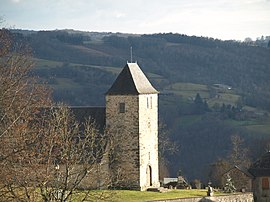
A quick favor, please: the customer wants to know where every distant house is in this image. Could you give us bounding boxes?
[162,178,178,188]
[249,152,270,202]
[163,178,178,185]
[222,165,253,192]
[162,176,189,189]
[213,83,232,90]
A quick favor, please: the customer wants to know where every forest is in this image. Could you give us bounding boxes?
[10,29,270,183]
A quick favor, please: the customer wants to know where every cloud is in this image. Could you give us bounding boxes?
[114,11,125,18]
[1,0,270,40]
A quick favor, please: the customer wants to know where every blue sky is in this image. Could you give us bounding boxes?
[1,0,270,40]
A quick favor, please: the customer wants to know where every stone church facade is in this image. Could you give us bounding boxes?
[75,62,159,191]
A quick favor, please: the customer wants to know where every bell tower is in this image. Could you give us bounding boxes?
[105,62,159,190]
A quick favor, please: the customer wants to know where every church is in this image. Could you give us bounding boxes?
[72,62,160,191]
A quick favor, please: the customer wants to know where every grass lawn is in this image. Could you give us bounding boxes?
[0,188,226,202]
[77,189,223,202]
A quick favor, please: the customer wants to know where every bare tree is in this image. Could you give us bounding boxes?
[208,159,231,188]
[0,27,51,201]
[227,134,250,168]
[0,28,114,201]
[158,122,178,179]
[209,134,251,188]
[0,28,51,160]
[35,105,111,202]
[0,104,113,201]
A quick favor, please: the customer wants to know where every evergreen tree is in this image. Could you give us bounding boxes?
[224,174,236,193]
[194,93,203,105]
[193,93,209,114]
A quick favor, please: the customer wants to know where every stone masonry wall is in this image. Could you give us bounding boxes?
[149,193,254,202]
[106,95,140,188]
[139,94,159,190]
[253,177,270,202]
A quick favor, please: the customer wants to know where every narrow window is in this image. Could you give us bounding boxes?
[148,165,153,186]
[119,103,125,113]
[150,96,152,109]
[262,178,269,190]
[147,97,149,108]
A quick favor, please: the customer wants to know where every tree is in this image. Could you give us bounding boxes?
[0,28,51,137]
[34,105,111,201]
[193,93,209,114]
[0,104,113,201]
[223,174,236,193]
[0,28,114,201]
[158,122,178,179]
[227,134,250,168]
[0,27,51,201]
[208,159,231,188]
[244,37,253,45]
[209,134,250,188]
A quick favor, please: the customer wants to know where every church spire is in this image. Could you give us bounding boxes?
[106,63,158,95]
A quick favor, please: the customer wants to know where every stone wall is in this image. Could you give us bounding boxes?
[148,193,254,202]
[139,94,159,190]
[105,93,159,190]
[106,95,140,188]
[252,177,270,202]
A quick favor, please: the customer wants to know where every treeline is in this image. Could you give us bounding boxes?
[161,93,269,181]
[12,30,270,111]
[33,62,115,106]
[102,33,270,111]
[10,29,270,181]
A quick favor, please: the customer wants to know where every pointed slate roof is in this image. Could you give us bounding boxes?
[106,63,158,95]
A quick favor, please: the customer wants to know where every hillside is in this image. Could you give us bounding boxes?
[11,29,270,182]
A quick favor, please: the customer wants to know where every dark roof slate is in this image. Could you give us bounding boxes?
[249,152,270,177]
[223,165,253,178]
[70,106,105,132]
[106,63,158,95]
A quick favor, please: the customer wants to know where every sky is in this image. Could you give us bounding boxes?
[1,0,270,41]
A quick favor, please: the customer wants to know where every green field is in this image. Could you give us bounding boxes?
[244,124,270,137]
[34,58,121,73]
[33,58,270,138]
[75,189,223,202]
[34,58,63,68]
[164,82,240,107]
[2,188,225,202]
[51,78,81,89]
[34,58,166,80]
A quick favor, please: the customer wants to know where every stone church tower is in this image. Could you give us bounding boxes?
[106,62,159,191]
